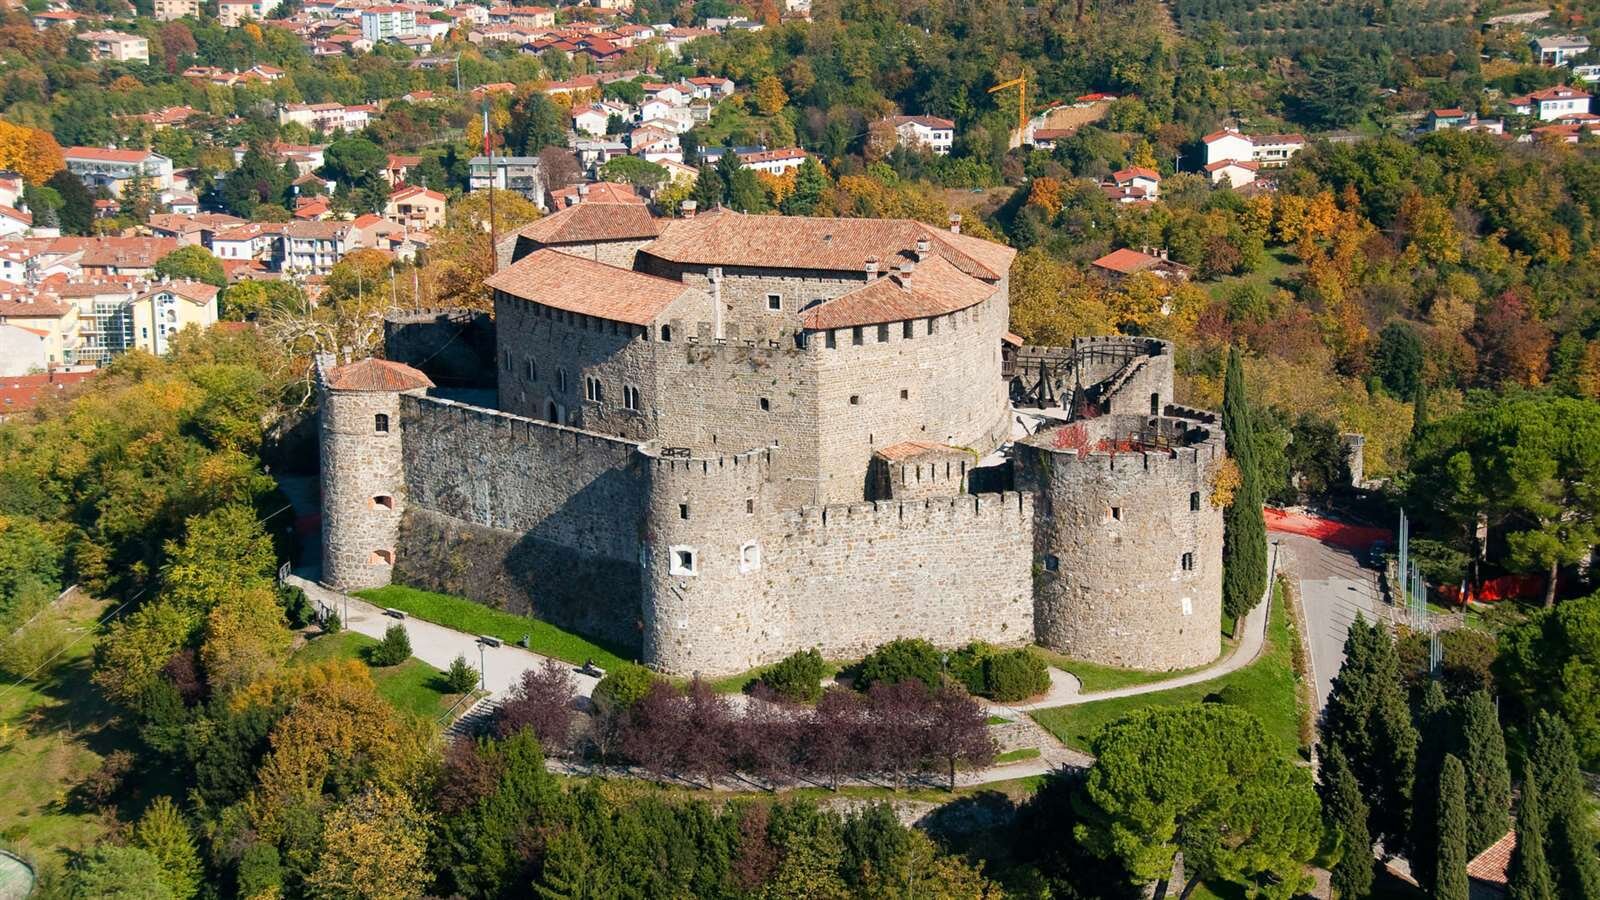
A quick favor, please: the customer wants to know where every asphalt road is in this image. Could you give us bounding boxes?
[1275,531,1383,716]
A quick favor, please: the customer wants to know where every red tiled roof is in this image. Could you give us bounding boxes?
[799,252,995,330]
[641,209,1015,281]
[1113,166,1161,182]
[0,370,95,414]
[515,198,662,245]
[1466,830,1514,886]
[325,358,434,392]
[1092,247,1159,275]
[1204,159,1259,172]
[1529,84,1591,101]
[65,146,158,164]
[886,114,955,129]
[0,300,72,318]
[874,440,964,462]
[486,248,699,326]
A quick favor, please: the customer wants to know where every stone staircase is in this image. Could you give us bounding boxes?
[443,696,502,741]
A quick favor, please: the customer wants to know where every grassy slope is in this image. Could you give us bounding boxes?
[355,584,631,671]
[0,594,121,867]
[1030,582,1302,758]
[1029,632,1240,694]
[291,630,466,722]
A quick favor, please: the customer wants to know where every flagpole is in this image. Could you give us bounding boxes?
[484,99,498,276]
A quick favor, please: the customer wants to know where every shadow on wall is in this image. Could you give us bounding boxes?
[384,310,498,390]
[395,507,642,661]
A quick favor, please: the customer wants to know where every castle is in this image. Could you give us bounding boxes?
[318,199,1229,676]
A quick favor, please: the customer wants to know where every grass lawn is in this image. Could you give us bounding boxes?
[0,593,126,869]
[1029,582,1302,759]
[291,630,470,723]
[704,659,846,695]
[355,584,632,671]
[994,748,1041,764]
[1205,248,1302,304]
[1029,634,1238,694]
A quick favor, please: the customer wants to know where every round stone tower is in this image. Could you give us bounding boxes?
[640,443,777,675]
[1014,410,1227,671]
[318,356,435,592]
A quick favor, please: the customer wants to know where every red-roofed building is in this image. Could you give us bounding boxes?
[1091,247,1192,281]
[0,369,95,420]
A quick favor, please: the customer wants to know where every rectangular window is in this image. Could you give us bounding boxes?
[903,320,913,339]
[679,503,689,520]
[1190,491,1201,511]
[758,397,770,411]
[526,359,536,381]
[1181,552,1195,572]
[826,330,836,349]
[852,327,863,346]
[900,389,909,400]
[877,323,889,342]
[746,498,754,514]
[374,413,389,433]
[624,385,640,411]
[1110,506,1121,521]
[766,293,781,311]
[585,377,603,403]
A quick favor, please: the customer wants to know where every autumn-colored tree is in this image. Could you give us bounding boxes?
[201,585,291,695]
[307,788,433,900]
[133,796,202,900]
[1026,176,1064,218]
[426,190,544,311]
[0,120,63,185]
[753,75,789,116]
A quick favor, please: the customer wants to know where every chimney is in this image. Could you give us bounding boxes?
[864,256,878,279]
[914,237,930,260]
[897,260,914,283]
[948,213,962,234]
[681,199,696,218]
[1159,248,1168,260]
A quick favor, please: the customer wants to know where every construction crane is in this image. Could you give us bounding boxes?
[988,75,1028,145]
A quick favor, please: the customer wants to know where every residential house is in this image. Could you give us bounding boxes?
[1090,247,1192,282]
[548,180,643,209]
[384,154,422,185]
[0,370,95,420]
[737,147,808,175]
[686,75,735,99]
[132,281,219,355]
[212,223,286,269]
[283,221,353,276]
[218,0,282,26]
[0,206,31,238]
[880,115,956,155]
[0,323,49,376]
[1426,108,1473,130]
[78,237,180,279]
[1508,84,1592,120]
[1534,34,1590,66]
[64,148,174,197]
[1203,159,1258,189]
[361,5,418,42]
[154,0,201,20]
[0,299,79,367]
[1108,166,1161,201]
[469,156,546,206]
[75,31,149,64]
[574,101,631,136]
[146,212,247,248]
[31,11,84,30]
[384,186,447,229]
[1200,128,1305,168]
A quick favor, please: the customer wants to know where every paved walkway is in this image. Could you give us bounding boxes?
[1271,531,1380,714]
[287,573,602,703]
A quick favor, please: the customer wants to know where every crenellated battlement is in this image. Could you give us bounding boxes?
[638,442,777,475]
[781,490,1031,532]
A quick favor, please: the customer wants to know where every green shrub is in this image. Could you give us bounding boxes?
[368,623,411,667]
[854,638,942,690]
[277,584,314,629]
[983,649,1050,701]
[758,648,826,702]
[947,642,993,695]
[322,610,341,634]
[593,662,656,711]
[445,654,479,693]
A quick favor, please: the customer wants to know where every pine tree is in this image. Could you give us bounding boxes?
[1321,745,1374,900]
[1527,712,1600,899]
[1458,691,1511,855]
[781,157,828,216]
[1323,616,1418,851]
[692,164,724,210]
[1221,347,1267,624]
[534,827,599,899]
[133,796,201,900]
[1435,755,1471,900]
[1508,773,1555,900]
[1408,679,1453,893]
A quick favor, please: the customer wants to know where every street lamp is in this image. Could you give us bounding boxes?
[478,639,487,693]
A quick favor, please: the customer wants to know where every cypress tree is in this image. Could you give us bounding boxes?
[1322,617,1418,851]
[1435,755,1471,900]
[1529,714,1600,900]
[692,165,724,210]
[1321,745,1374,900]
[1411,380,1428,442]
[1508,773,1555,900]
[1408,679,1454,893]
[1221,347,1267,625]
[534,828,598,900]
[1458,690,1512,855]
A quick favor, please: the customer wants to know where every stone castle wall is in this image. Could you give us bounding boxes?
[320,387,411,592]
[1014,414,1226,670]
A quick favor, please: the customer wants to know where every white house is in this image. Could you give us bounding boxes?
[75,31,149,63]
[883,115,956,155]
[360,6,418,43]
[1110,166,1161,200]
[64,148,174,196]
[1509,85,1592,120]
[1204,159,1258,189]
[1534,34,1591,67]
[738,147,808,175]
[1201,128,1305,168]
[1201,129,1255,166]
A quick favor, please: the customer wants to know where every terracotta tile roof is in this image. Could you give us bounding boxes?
[325,358,434,392]
[1204,159,1259,172]
[642,209,1015,281]
[1113,166,1161,182]
[874,440,965,462]
[514,199,662,245]
[885,114,956,129]
[486,248,700,325]
[80,238,180,268]
[142,281,219,304]
[1466,830,1514,886]
[1530,84,1591,101]
[0,370,95,414]
[550,181,646,207]
[800,253,995,330]
[65,146,159,164]
[1092,247,1160,275]
[0,300,72,317]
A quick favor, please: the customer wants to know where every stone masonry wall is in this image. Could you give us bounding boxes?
[396,394,646,647]
[320,387,411,592]
[1015,416,1225,671]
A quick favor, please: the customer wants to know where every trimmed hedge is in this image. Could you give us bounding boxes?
[854,638,943,690]
[983,649,1050,702]
[758,648,826,702]
[855,639,1049,701]
[594,662,657,712]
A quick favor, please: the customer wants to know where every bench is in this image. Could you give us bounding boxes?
[478,635,502,648]
[384,608,406,619]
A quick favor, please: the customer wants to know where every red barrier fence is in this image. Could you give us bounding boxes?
[1437,574,1546,605]
[1264,508,1394,550]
